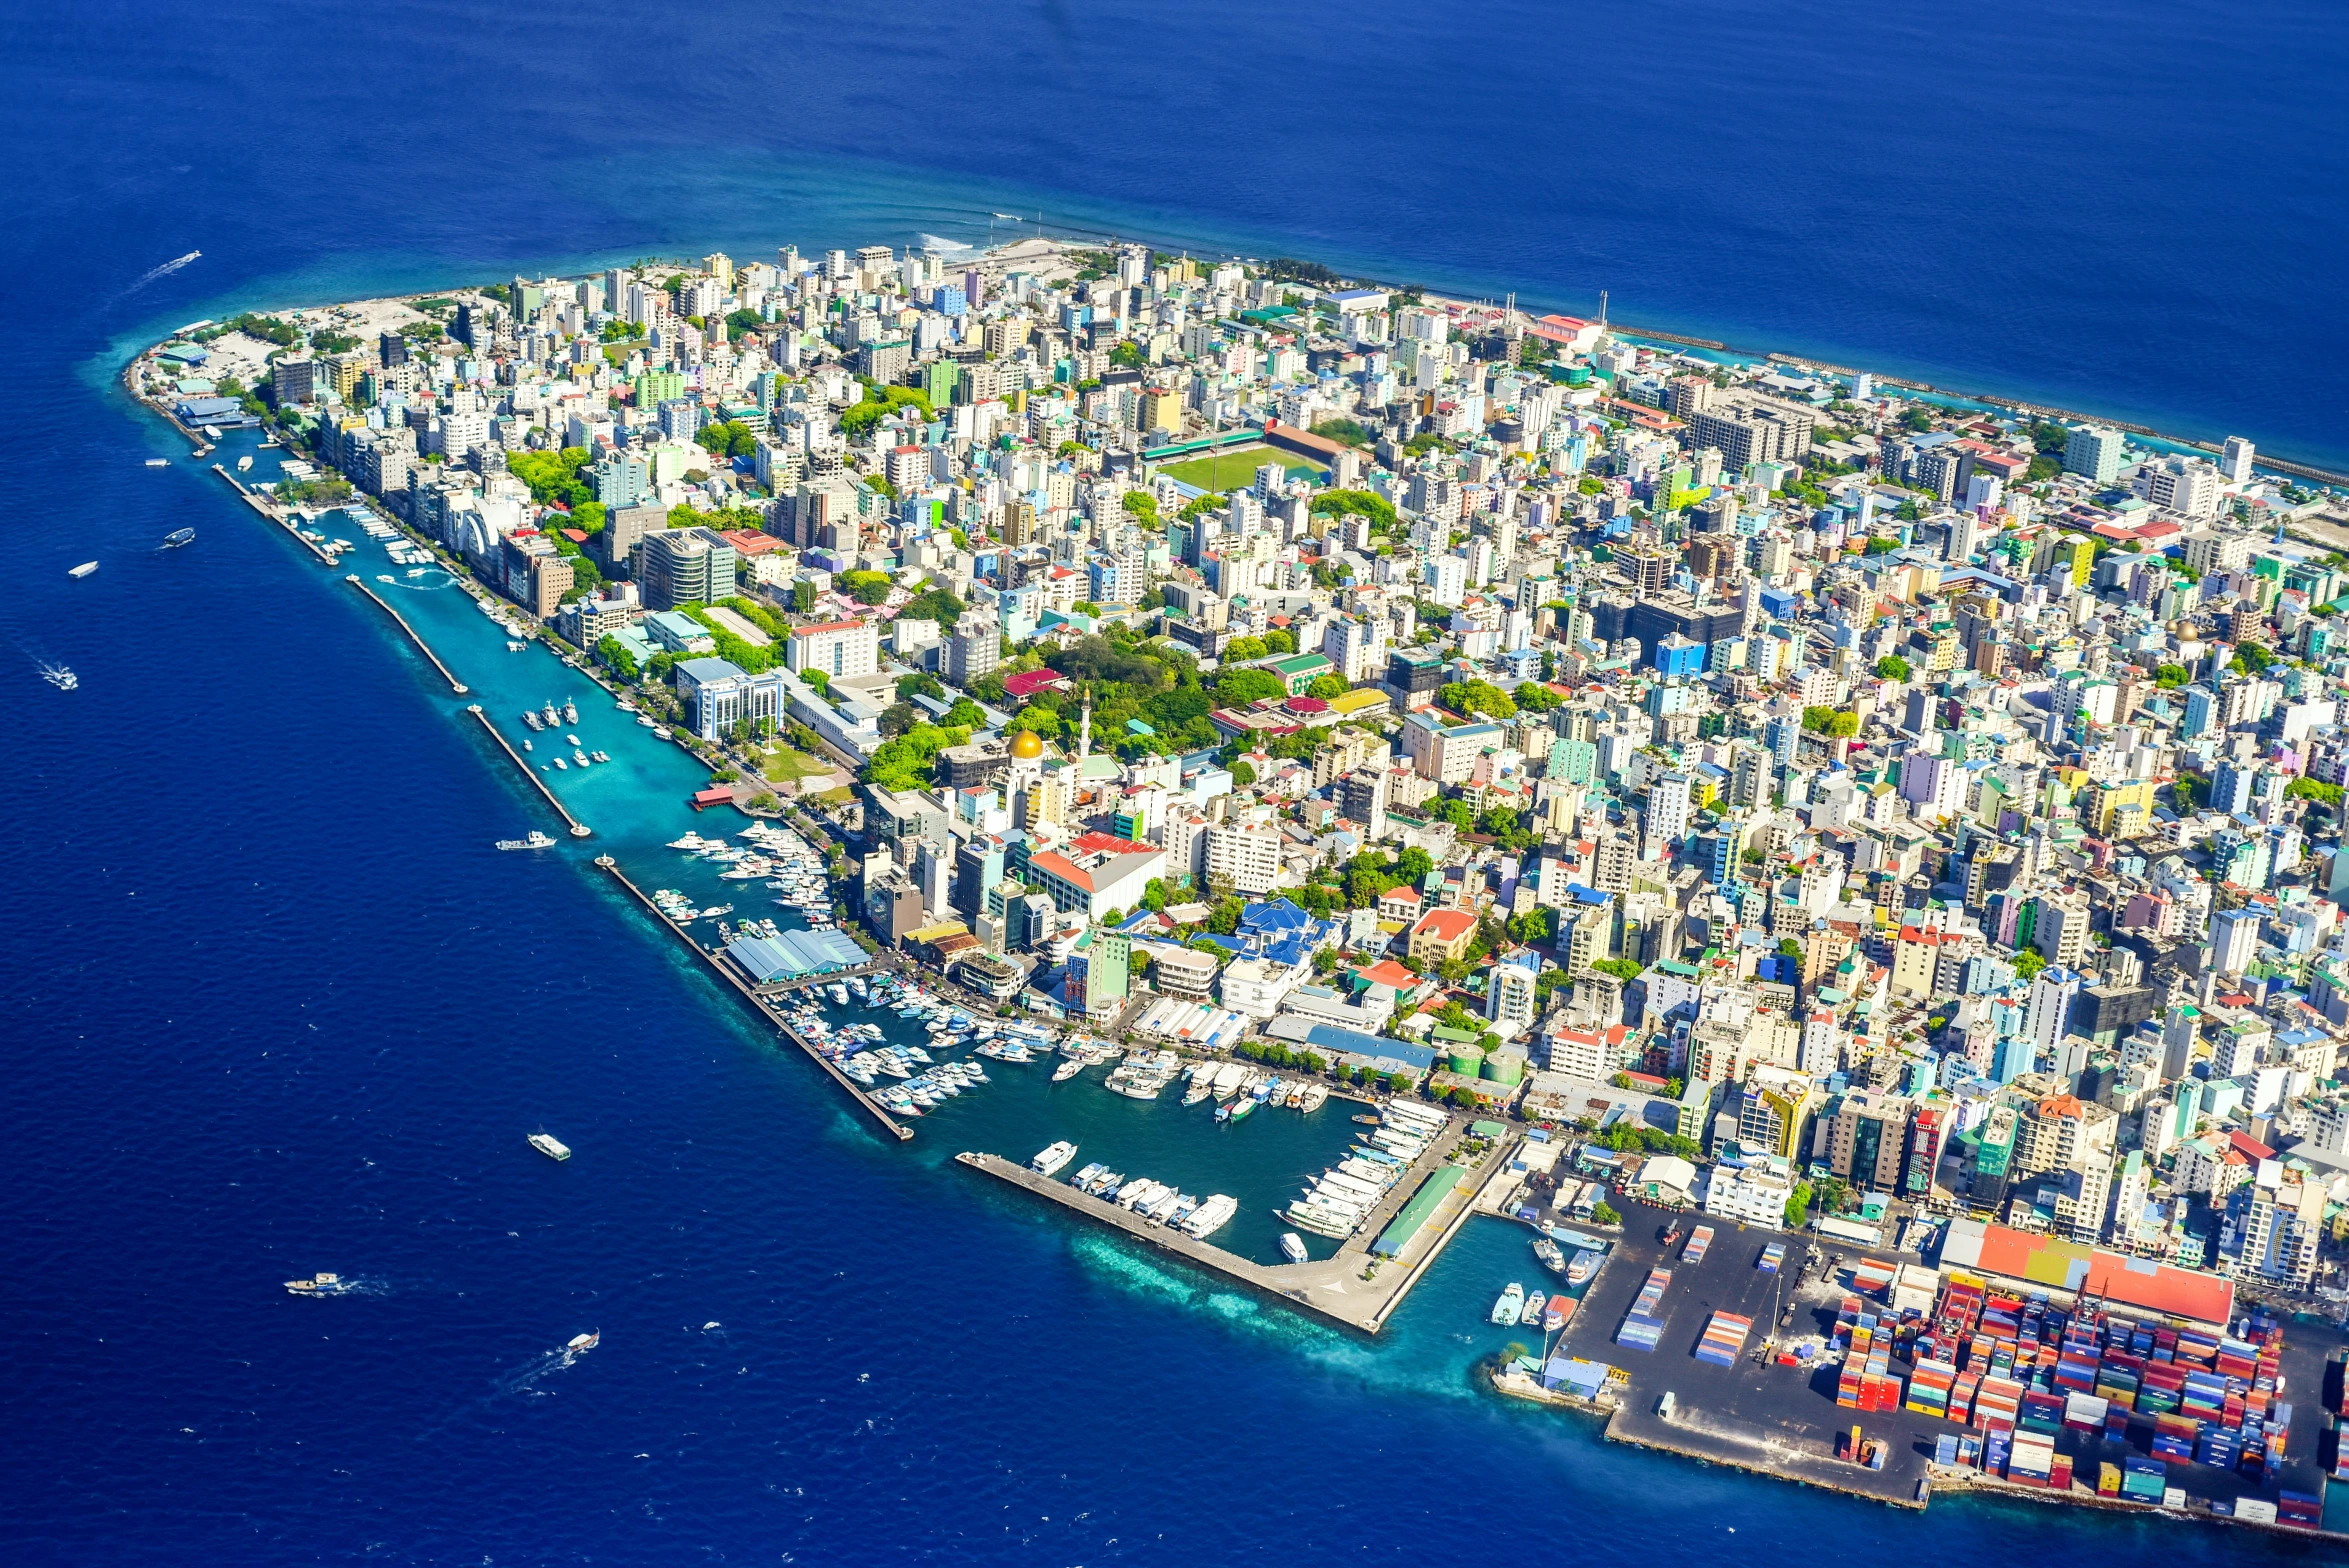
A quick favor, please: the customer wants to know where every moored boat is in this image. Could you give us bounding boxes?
[1490,1282,1525,1325]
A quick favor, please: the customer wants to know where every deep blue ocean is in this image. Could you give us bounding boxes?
[5,2,2348,1561]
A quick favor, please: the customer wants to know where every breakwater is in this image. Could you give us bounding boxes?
[593,857,913,1143]
[463,703,589,837]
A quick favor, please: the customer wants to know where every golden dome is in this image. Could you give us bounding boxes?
[1009,728,1046,759]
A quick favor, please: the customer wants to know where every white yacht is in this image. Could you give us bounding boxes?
[1030,1140,1077,1177]
[1279,1233,1309,1264]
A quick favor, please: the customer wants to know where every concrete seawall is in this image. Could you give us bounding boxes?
[464,704,590,837]
[348,575,471,694]
[594,858,913,1143]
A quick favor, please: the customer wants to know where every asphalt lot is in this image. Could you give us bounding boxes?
[1550,1194,2338,1513]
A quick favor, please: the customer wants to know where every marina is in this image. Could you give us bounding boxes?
[464,704,589,838]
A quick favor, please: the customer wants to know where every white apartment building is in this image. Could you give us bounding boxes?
[1204,821,1282,895]
[785,617,879,679]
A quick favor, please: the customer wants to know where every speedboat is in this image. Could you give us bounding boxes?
[284,1272,343,1295]
[1490,1282,1525,1326]
[162,527,196,548]
[567,1331,599,1353]
[1279,1233,1308,1264]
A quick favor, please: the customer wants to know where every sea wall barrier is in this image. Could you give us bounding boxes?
[593,857,913,1143]
[463,704,590,838]
[346,576,471,694]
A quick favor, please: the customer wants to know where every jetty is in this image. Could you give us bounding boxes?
[955,1120,1503,1334]
[346,576,470,693]
[464,704,589,837]
[214,464,338,566]
[594,857,912,1143]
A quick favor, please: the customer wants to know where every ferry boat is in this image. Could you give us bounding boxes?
[68,561,97,578]
[284,1272,342,1295]
[1181,1194,1237,1239]
[528,1131,572,1161]
[162,527,196,548]
[1490,1282,1525,1326]
[1279,1233,1308,1264]
[1030,1140,1077,1176]
[496,831,557,851]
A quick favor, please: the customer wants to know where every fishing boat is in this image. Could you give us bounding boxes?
[1279,1233,1308,1264]
[528,1131,572,1161]
[1533,1237,1565,1274]
[1543,1296,1574,1332]
[162,527,196,548]
[1226,1096,1254,1122]
[1489,1282,1525,1326]
[284,1272,342,1295]
[1030,1140,1077,1176]
[1523,1290,1547,1325]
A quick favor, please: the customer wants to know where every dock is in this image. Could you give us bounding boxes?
[464,704,589,837]
[955,1122,1502,1334]
[594,857,913,1143]
[214,464,338,566]
[348,575,471,694]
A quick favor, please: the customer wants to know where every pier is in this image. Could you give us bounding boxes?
[214,463,338,566]
[955,1121,1501,1334]
[464,705,590,837]
[594,857,914,1143]
[348,575,471,694]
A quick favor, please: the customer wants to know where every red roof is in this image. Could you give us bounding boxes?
[1354,959,1419,991]
[1003,668,1067,699]
[2080,1251,2235,1329]
[1381,885,1422,906]
[2227,1129,2276,1162]
[1068,831,1152,856]
[1411,908,1477,943]
[1027,849,1094,892]
[791,618,867,637]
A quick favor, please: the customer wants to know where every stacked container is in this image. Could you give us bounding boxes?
[1695,1310,1752,1367]
[2121,1458,2168,1501]
[1616,1267,1671,1352]
[2278,1489,2321,1529]
[1905,1355,1957,1419]
[2007,1432,2056,1484]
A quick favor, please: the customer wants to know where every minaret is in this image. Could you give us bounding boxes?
[1078,686,1092,762]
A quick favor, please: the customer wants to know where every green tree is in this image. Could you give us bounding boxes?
[1437,679,1516,719]
[2011,947,2047,981]
[1384,1072,1413,1095]
[1592,957,1643,982]
[1396,846,1433,883]
[1784,1181,1813,1229]
[1591,1200,1621,1226]
[1874,655,1911,681]
[596,633,640,680]
[792,580,816,613]
[1214,668,1285,706]
[1802,706,1858,737]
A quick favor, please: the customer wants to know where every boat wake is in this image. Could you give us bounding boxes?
[493,1333,600,1398]
[121,250,202,297]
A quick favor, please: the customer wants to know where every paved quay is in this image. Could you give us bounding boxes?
[957,1121,1505,1334]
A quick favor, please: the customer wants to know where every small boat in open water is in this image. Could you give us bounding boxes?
[528,1131,572,1161]
[162,527,195,548]
[567,1331,599,1353]
[68,561,97,578]
[285,1272,342,1295]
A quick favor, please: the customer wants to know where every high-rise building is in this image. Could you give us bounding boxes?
[2062,426,2125,485]
[637,528,736,611]
[2219,435,2256,485]
[2211,907,2261,976]
[1334,768,1388,840]
[1643,771,1692,859]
